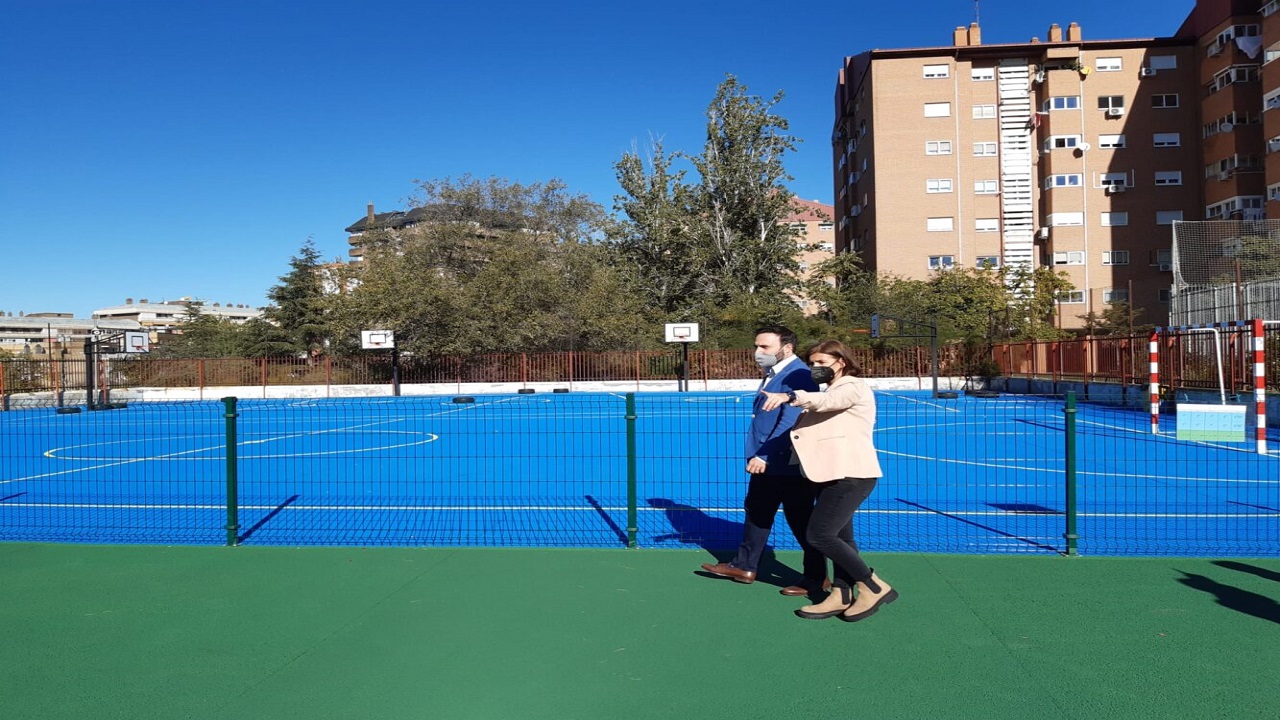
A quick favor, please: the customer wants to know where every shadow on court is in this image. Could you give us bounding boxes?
[1214,560,1280,584]
[895,498,1064,554]
[1176,570,1280,626]
[238,495,300,544]
[645,497,806,589]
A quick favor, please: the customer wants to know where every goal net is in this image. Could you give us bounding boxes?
[1170,219,1280,326]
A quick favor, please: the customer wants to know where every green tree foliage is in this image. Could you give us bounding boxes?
[610,75,803,342]
[330,176,650,355]
[264,238,329,356]
[153,302,243,358]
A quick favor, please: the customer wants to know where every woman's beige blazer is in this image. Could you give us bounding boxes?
[788,376,883,483]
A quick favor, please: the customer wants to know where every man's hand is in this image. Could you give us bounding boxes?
[746,457,768,474]
[759,390,791,412]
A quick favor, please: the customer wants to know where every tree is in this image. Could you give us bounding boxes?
[154,302,242,358]
[690,76,801,303]
[265,238,328,357]
[330,176,647,355]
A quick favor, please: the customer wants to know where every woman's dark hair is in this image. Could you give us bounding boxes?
[807,340,863,378]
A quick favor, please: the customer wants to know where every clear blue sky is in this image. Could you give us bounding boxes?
[1,0,1192,317]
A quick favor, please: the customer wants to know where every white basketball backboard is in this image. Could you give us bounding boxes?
[361,330,395,349]
[664,323,700,343]
[124,332,150,353]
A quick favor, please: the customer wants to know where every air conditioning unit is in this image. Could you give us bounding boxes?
[1106,108,1125,117]
[1140,67,1157,77]
[1268,138,1280,151]
[1158,261,1173,272]
[1037,227,1050,240]
[1105,184,1127,194]
[1218,171,1232,181]
[1208,42,1224,56]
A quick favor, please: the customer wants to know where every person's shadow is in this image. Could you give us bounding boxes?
[1176,570,1280,625]
[1213,560,1280,584]
[646,498,810,591]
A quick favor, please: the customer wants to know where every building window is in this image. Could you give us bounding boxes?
[798,261,810,272]
[1048,213,1085,227]
[1098,172,1129,188]
[1103,289,1129,303]
[1151,94,1179,109]
[1209,65,1260,93]
[924,102,952,117]
[974,180,999,194]
[1045,174,1083,189]
[1097,95,1125,110]
[1269,183,1280,201]
[1154,171,1183,186]
[1095,57,1123,72]
[818,222,834,231]
[1045,135,1082,150]
[975,256,1000,269]
[1154,249,1173,266]
[926,178,954,193]
[1044,96,1081,111]
[1100,212,1129,227]
[1103,250,1131,265]
[926,140,952,155]
[926,217,955,232]
[974,142,998,156]
[818,242,834,252]
[1265,88,1280,112]
[923,64,950,78]
[1265,44,1280,65]
[1153,133,1181,147]
[1053,251,1085,265]
[1098,134,1126,149]
[1057,291,1086,304]
[1158,289,1171,303]
[975,218,1000,233]
[1149,55,1178,71]
[971,67,995,81]
[928,255,956,270]
[1156,211,1184,225]
[972,104,997,119]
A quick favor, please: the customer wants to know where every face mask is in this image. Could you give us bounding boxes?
[810,366,836,385]
[754,349,780,369]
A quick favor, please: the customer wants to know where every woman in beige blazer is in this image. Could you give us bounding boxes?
[760,339,897,622]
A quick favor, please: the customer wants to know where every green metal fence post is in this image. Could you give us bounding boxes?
[223,396,240,547]
[625,393,638,548]
[1064,391,1079,556]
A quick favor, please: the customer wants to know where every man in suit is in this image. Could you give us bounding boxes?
[700,325,829,596]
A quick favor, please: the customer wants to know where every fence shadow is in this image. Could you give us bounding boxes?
[583,495,628,547]
[238,495,300,544]
[895,498,1063,554]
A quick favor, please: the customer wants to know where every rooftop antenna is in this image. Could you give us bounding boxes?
[974,0,980,25]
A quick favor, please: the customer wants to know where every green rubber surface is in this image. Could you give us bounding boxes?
[2,544,1278,719]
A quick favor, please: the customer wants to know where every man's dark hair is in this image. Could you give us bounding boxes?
[754,324,798,352]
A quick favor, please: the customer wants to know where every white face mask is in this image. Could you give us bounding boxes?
[754,349,781,369]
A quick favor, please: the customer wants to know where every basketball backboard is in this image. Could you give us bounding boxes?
[361,330,395,349]
[664,323,699,343]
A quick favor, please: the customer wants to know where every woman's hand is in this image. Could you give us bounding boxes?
[759,390,791,411]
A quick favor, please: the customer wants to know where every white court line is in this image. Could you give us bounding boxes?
[876,448,1280,484]
[2,396,525,486]
[0,502,1275,519]
[876,392,961,412]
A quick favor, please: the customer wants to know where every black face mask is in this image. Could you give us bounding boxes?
[810,366,836,385]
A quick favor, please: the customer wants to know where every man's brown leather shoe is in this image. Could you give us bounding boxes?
[700,562,756,584]
[780,578,832,596]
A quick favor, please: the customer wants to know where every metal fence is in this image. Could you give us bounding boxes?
[991,324,1280,393]
[2,392,1274,556]
[1,345,980,399]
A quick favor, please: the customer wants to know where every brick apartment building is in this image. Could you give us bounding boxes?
[833,0,1280,329]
